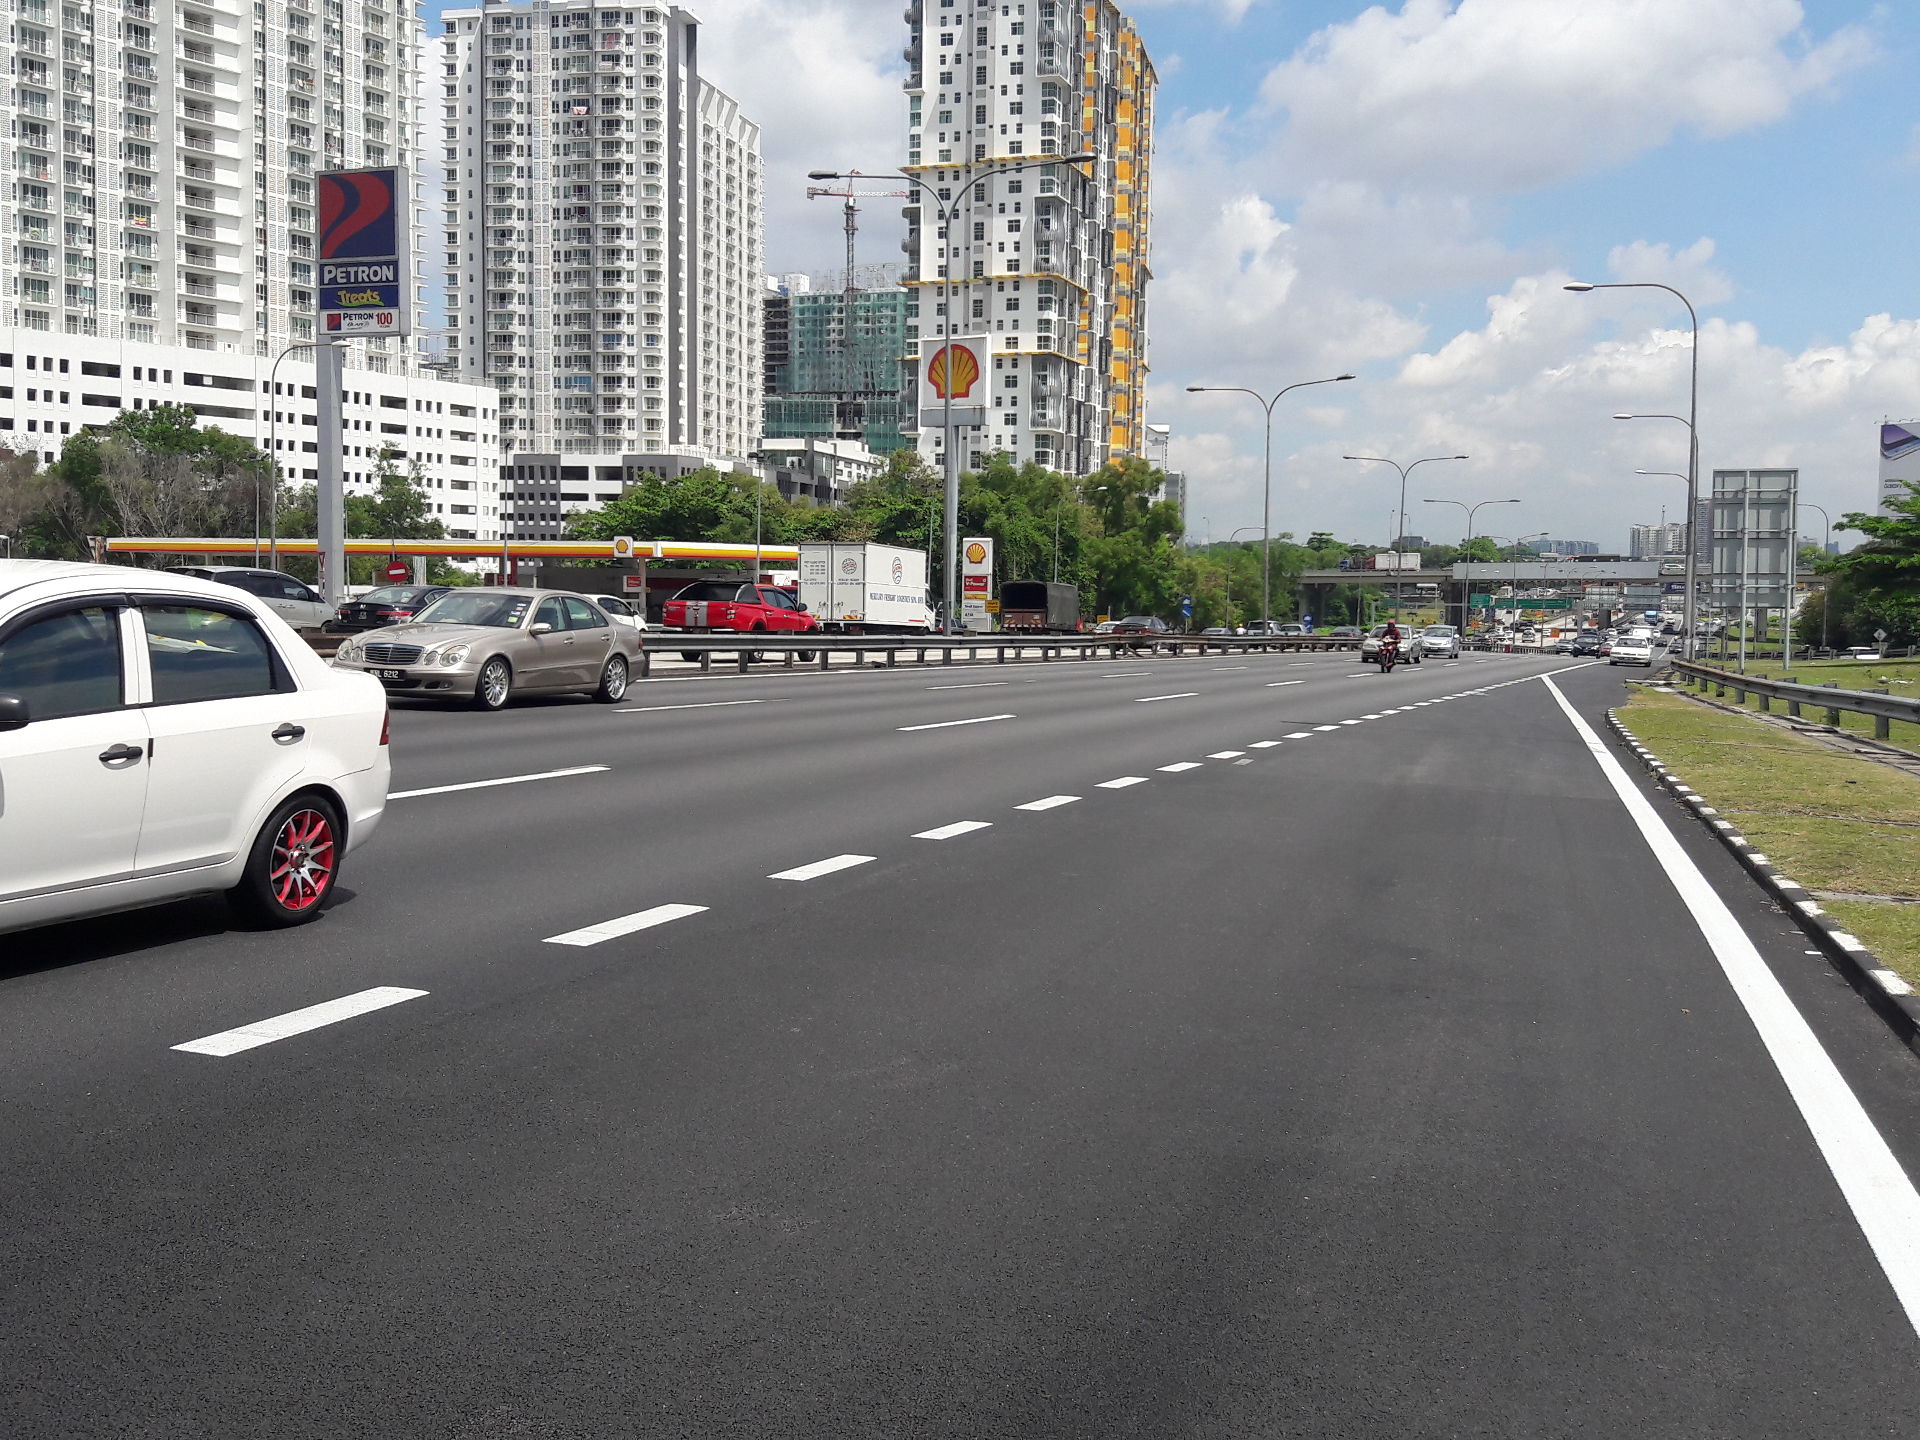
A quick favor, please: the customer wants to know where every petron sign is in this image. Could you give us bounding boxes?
[317,168,411,337]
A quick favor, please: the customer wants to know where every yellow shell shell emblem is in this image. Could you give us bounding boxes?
[928,344,981,400]
[965,541,988,564]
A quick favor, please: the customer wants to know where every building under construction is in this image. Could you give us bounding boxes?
[762,269,911,458]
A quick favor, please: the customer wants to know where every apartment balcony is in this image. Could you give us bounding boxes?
[180,99,216,121]
[182,304,219,326]
[18,95,51,118]
[18,36,50,56]
[179,277,219,298]
[180,41,215,64]
[122,57,156,81]
[125,267,157,288]
[178,188,218,212]
[181,217,220,239]
[181,159,220,182]
[181,72,216,93]
[180,13,215,34]
[123,0,153,16]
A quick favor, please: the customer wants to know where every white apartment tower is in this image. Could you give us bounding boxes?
[437,1,764,471]
[1,0,426,359]
[903,0,1154,476]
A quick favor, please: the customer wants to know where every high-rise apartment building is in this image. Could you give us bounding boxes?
[437,1,763,488]
[1628,522,1686,559]
[1539,539,1599,557]
[901,0,1154,476]
[1,0,424,359]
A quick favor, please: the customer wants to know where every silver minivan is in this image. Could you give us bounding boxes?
[166,566,333,631]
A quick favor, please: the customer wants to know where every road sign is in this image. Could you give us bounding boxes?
[621,574,646,594]
[383,560,409,582]
[1179,595,1194,618]
[1495,597,1571,610]
[1876,628,1889,643]
[985,599,1001,614]
[1470,593,1491,607]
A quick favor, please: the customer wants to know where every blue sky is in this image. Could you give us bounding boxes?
[434,0,1918,549]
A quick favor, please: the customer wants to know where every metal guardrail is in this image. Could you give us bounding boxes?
[650,631,1362,674]
[1670,660,1920,740]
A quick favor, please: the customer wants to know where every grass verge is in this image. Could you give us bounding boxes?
[1618,686,1920,986]
[1673,657,1920,755]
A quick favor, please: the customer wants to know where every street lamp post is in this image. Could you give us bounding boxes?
[263,341,326,569]
[1223,524,1261,624]
[1188,373,1356,626]
[1423,496,1519,629]
[813,154,1095,635]
[1800,501,1833,654]
[1567,280,1701,657]
[1343,453,1468,619]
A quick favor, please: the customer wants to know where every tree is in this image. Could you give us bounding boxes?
[1456,536,1501,563]
[1811,484,1920,647]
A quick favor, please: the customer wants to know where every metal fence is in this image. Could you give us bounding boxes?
[647,631,1363,675]
[1669,660,1920,741]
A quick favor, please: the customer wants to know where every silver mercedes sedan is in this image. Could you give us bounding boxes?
[331,587,644,709]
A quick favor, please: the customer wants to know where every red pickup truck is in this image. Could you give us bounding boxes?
[661,580,820,661]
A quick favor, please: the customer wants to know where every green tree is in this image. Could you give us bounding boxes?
[1808,484,1920,647]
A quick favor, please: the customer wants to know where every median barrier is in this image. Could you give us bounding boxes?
[1670,660,1920,742]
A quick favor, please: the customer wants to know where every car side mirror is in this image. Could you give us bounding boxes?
[796,602,809,613]
[530,621,554,636]
[0,693,29,731]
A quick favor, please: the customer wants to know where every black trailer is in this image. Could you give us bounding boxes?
[1000,580,1081,632]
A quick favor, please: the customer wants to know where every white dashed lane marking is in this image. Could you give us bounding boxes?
[1250,740,1283,749]
[928,681,1009,690]
[1158,762,1203,773]
[1267,680,1304,688]
[1016,795,1081,811]
[897,713,1017,732]
[546,903,709,947]
[1135,692,1199,703]
[1314,725,1341,732]
[1098,776,1149,789]
[1286,731,1315,739]
[390,765,609,801]
[1208,750,1246,759]
[173,987,428,1057]
[770,854,876,882]
[914,820,994,840]
[615,698,780,713]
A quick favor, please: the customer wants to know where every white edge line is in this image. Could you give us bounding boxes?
[769,853,877,881]
[172,986,428,1056]
[1540,673,1920,1342]
[390,765,610,800]
[545,902,709,947]
[897,713,1017,732]
[913,820,994,840]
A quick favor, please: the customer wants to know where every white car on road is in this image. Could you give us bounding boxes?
[1608,633,1656,667]
[0,560,390,935]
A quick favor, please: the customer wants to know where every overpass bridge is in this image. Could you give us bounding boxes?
[1298,560,1823,624]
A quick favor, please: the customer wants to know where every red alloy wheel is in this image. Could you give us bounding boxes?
[270,807,336,912]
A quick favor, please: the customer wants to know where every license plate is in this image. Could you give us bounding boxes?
[372,668,408,681]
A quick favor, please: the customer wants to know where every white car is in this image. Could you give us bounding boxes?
[1419,624,1461,657]
[0,560,390,935]
[591,594,650,632]
[1608,634,1656,667]
[165,565,334,631]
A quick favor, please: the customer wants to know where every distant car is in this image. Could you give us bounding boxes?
[1243,620,1304,637]
[661,580,817,660]
[165,565,332,631]
[1570,631,1604,656]
[327,584,452,634]
[591,594,649,633]
[1110,616,1172,635]
[1608,634,1656,667]
[1091,620,1121,635]
[332,587,644,709]
[1419,624,1461,657]
[1360,624,1423,666]
[1,559,390,934]
[1201,626,1241,637]
[1554,636,1579,654]
[1327,626,1363,646]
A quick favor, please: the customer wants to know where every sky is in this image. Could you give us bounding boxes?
[432,0,1920,552]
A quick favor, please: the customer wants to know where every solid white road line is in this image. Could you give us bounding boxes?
[914,820,994,840]
[1158,762,1203,773]
[896,713,1017,732]
[1135,692,1199,703]
[1098,776,1149,788]
[545,903,708,948]
[615,698,779,713]
[1543,675,1920,1343]
[1208,750,1246,759]
[770,854,876,881]
[1266,680,1305,688]
[928,681,1010,690]
[1102,672,1153,677]
[1016,795,1081,811]
[389,765,610,801]
[1250,740,1284,748]
[173,987,427,1057]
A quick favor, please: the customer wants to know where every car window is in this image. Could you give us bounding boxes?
[141,605,285,704]
[534,597,569,632]
[414,593,531,628]
[597,596,632,616]
[678,581,747,603]
[759,588,798,610]
[562,597,606,629]
[0,605,125,719]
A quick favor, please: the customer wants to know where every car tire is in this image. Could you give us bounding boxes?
[594,655,629,702]
[680,652,702,663]
[473,655,513,710]
[797,651,816,663]
[229,792,343,928]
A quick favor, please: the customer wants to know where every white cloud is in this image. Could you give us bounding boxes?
[1258,0,1875,193]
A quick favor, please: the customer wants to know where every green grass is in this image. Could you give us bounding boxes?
[1619,688,1920,986]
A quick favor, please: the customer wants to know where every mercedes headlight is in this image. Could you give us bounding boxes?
[440,644,470,667]
[334,639,359,663]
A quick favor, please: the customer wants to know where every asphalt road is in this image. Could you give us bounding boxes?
[7,645,1920,1438]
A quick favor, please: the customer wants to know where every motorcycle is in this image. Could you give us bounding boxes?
[1375,638,1400,673]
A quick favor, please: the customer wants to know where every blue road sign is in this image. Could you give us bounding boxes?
[1179,595,1194,617]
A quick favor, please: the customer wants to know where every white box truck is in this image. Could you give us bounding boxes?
[797,542,935,633]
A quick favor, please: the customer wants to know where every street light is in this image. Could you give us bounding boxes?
[1567,279,1701,655]
[813,153,1097,634]
[1496,531,1549,640]
[1187,372,1356,624]
[1424,496,1518,629]
[1342,453,1467,619]
[1801,501,1833,653]
[1221,526,1262,619]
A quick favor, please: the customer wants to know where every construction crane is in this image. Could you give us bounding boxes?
[796,174,913,442]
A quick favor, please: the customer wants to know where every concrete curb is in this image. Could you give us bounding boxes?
[1606,707,1920,1059]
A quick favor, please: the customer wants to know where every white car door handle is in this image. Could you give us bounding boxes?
[98,742,144,767]
[271,723,307,742]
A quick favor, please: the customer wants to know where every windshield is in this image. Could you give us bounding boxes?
[362,586,432,606]
[1424,626,1456,636]
[413,592,532,629]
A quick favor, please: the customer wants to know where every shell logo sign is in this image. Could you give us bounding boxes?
[965,541,988,565]
[926,343,981,401]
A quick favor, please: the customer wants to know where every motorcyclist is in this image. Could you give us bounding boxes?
[1379,619,1402,662]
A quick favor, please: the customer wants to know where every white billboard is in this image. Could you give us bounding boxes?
[917,336,990,429]
[1879,422,1919,512]
[961,535,994,632]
